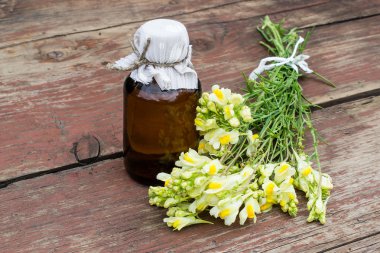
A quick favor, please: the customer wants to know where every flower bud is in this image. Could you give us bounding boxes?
[228,117,240,127]
[182,171,193,179]
[164,198,177,208]
[207,101,217,112]
[175,210,189,217]
[194,176,206,186]
[202,92,210,100]
[230,94,244,105]
[240,106,253,122]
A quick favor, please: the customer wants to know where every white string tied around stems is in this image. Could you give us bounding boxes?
[249,36,313,81]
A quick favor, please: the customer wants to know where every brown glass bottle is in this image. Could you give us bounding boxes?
[123,76,201,185]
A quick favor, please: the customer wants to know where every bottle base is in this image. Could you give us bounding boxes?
[124,150,176,186]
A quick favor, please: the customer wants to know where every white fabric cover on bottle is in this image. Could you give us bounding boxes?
[111,19,198,90]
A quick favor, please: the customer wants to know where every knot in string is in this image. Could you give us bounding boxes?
[249,36,313,81]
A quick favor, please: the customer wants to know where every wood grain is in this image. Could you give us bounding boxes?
[1,0,379,48]
[327,233,380,253]
[0,96,379,252]
[0,7,379,181]
[0,0,240,47]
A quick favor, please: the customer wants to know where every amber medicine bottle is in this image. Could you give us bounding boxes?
[109,19,201,184]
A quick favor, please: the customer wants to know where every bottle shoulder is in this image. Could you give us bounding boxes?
[124,76,201,103]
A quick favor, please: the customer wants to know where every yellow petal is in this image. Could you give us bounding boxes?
[183,153,194,163]
[266,196,275,203]
[247,204,255,219]
[198,142,205,151]
[302,166,312,176]
[260,203,272,212]
[279,164,290,173]
[252,134,259,140]
[173,219,181,228]
[194,118,203,126]
[213,89,224,100]
[209,164,217,175]
[164,178,172,187]
[266,182,275,195]
[288,193,295,200]
[219,208,231,219]
[208,182,222,189]
[224,107,230,116]
[219,134,231,145]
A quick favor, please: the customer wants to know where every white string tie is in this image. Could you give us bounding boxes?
[249,36,313,81]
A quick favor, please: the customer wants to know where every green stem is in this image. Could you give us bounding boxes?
[312,71,336,88]
[224,139,247,173]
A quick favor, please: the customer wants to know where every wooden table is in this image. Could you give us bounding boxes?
[1,0,379,252]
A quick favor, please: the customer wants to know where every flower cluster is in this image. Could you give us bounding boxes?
[149,86,333,230]
[195,85,253,157]
[259,163,298,216]
[294,153,333,224]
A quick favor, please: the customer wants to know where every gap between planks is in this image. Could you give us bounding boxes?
[1,2,379,50]
[0,90,378,190]
[1,2,379,180]
[0,95,378,252]
[320,230,380,253]
[202,5,380,28]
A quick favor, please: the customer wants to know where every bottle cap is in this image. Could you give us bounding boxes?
[109,19,198,90]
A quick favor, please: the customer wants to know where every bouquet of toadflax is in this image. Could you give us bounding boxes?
[149,16,335,230]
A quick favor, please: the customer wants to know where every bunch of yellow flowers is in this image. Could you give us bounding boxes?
[148,86,333,230]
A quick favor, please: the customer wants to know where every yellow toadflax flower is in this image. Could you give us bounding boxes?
[202,159,224,175]
[239,197,261,225]
[260,163,276,179]
[239,105,253,122]
[189,194,220,213]
[262,179,280,204]
[205,173,242,194]
[197,139,219,156]
[210,196,244,225]
[194,118,219,132]
[163,216,212,231]
[209,85,232,106]
[274,162,296,184]
[223,104,235,120]
[205,128,240,150]
[295,153,333,192]
[259,198,273,213]
[156,172,172,187]
[246,130,260,157]
[175,149,211,168]
[278,177,298,207]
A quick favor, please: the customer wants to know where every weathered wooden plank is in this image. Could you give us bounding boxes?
[0,0,239,47]
[0,10,379,181]
[328,233,380,253]
[0,96,379,252]
[1,0,379,48]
